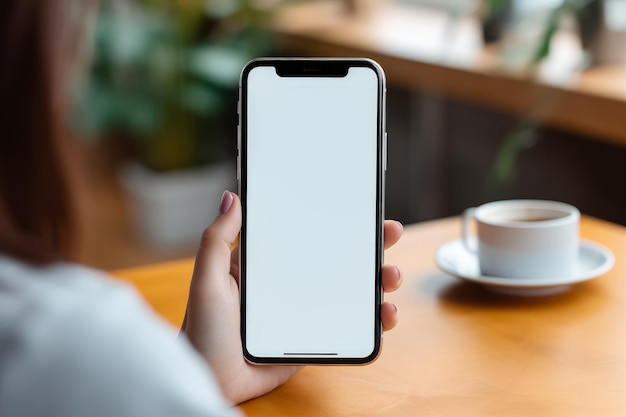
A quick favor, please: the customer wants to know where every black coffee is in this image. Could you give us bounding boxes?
[506,216,565,222]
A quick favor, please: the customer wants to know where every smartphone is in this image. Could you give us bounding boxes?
[238,58,386,364]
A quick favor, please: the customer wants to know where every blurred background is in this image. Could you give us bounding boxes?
[67,0,626,270]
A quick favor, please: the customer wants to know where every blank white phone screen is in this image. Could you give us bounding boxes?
[245,65,380,359]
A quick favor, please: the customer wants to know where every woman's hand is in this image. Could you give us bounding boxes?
[181,191,403,405]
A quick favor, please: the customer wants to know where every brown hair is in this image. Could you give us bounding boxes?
[0,1,77,263]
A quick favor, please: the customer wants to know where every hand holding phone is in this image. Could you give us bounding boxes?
[181,57,402,404]
[182,192,403,403]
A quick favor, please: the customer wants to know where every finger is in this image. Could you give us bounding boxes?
[191,191,242,296]
[384,220,403,250]
[381,301,399,332]
[382,264,402,293]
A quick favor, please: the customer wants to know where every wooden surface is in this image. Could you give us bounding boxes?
[273,0,626,148]
[113,215,626,416]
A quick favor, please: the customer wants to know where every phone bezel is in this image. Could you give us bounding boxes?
[238,58,386,365]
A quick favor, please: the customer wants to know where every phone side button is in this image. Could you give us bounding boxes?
[236,128,240,180]
[383,132,388,171]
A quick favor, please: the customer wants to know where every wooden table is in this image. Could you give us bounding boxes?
[114,216,626,416]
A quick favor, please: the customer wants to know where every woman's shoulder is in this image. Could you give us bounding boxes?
[0,255,158,370]
[0,255,235,417]
[0,254,125,299]
[0,255,138,338]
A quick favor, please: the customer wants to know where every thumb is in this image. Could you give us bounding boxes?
[191,191,242,295]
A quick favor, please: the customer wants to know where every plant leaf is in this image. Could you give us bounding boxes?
[485,0,512,20]
[530,9,559,66]
[487,121,537,188]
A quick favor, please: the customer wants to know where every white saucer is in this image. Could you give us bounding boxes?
[436,239,615,296]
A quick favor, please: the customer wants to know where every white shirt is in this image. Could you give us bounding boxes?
[0,255,238,417]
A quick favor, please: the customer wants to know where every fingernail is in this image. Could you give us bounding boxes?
[392,303,398,313]
[393,266,403,286]
[394,265,401,277]
[219,191,234,214]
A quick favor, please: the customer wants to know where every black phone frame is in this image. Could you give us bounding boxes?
[238,58,386,365]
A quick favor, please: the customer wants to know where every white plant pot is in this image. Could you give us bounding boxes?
[120,161,237,247]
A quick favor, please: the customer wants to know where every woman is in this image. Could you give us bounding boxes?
[0,1,404,416]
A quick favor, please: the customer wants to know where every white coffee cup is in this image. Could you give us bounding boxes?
[462,200,580,279]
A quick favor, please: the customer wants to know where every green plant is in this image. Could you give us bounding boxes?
[71,0,273,172]
[484,0,600,189]
[486,0,599,66]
